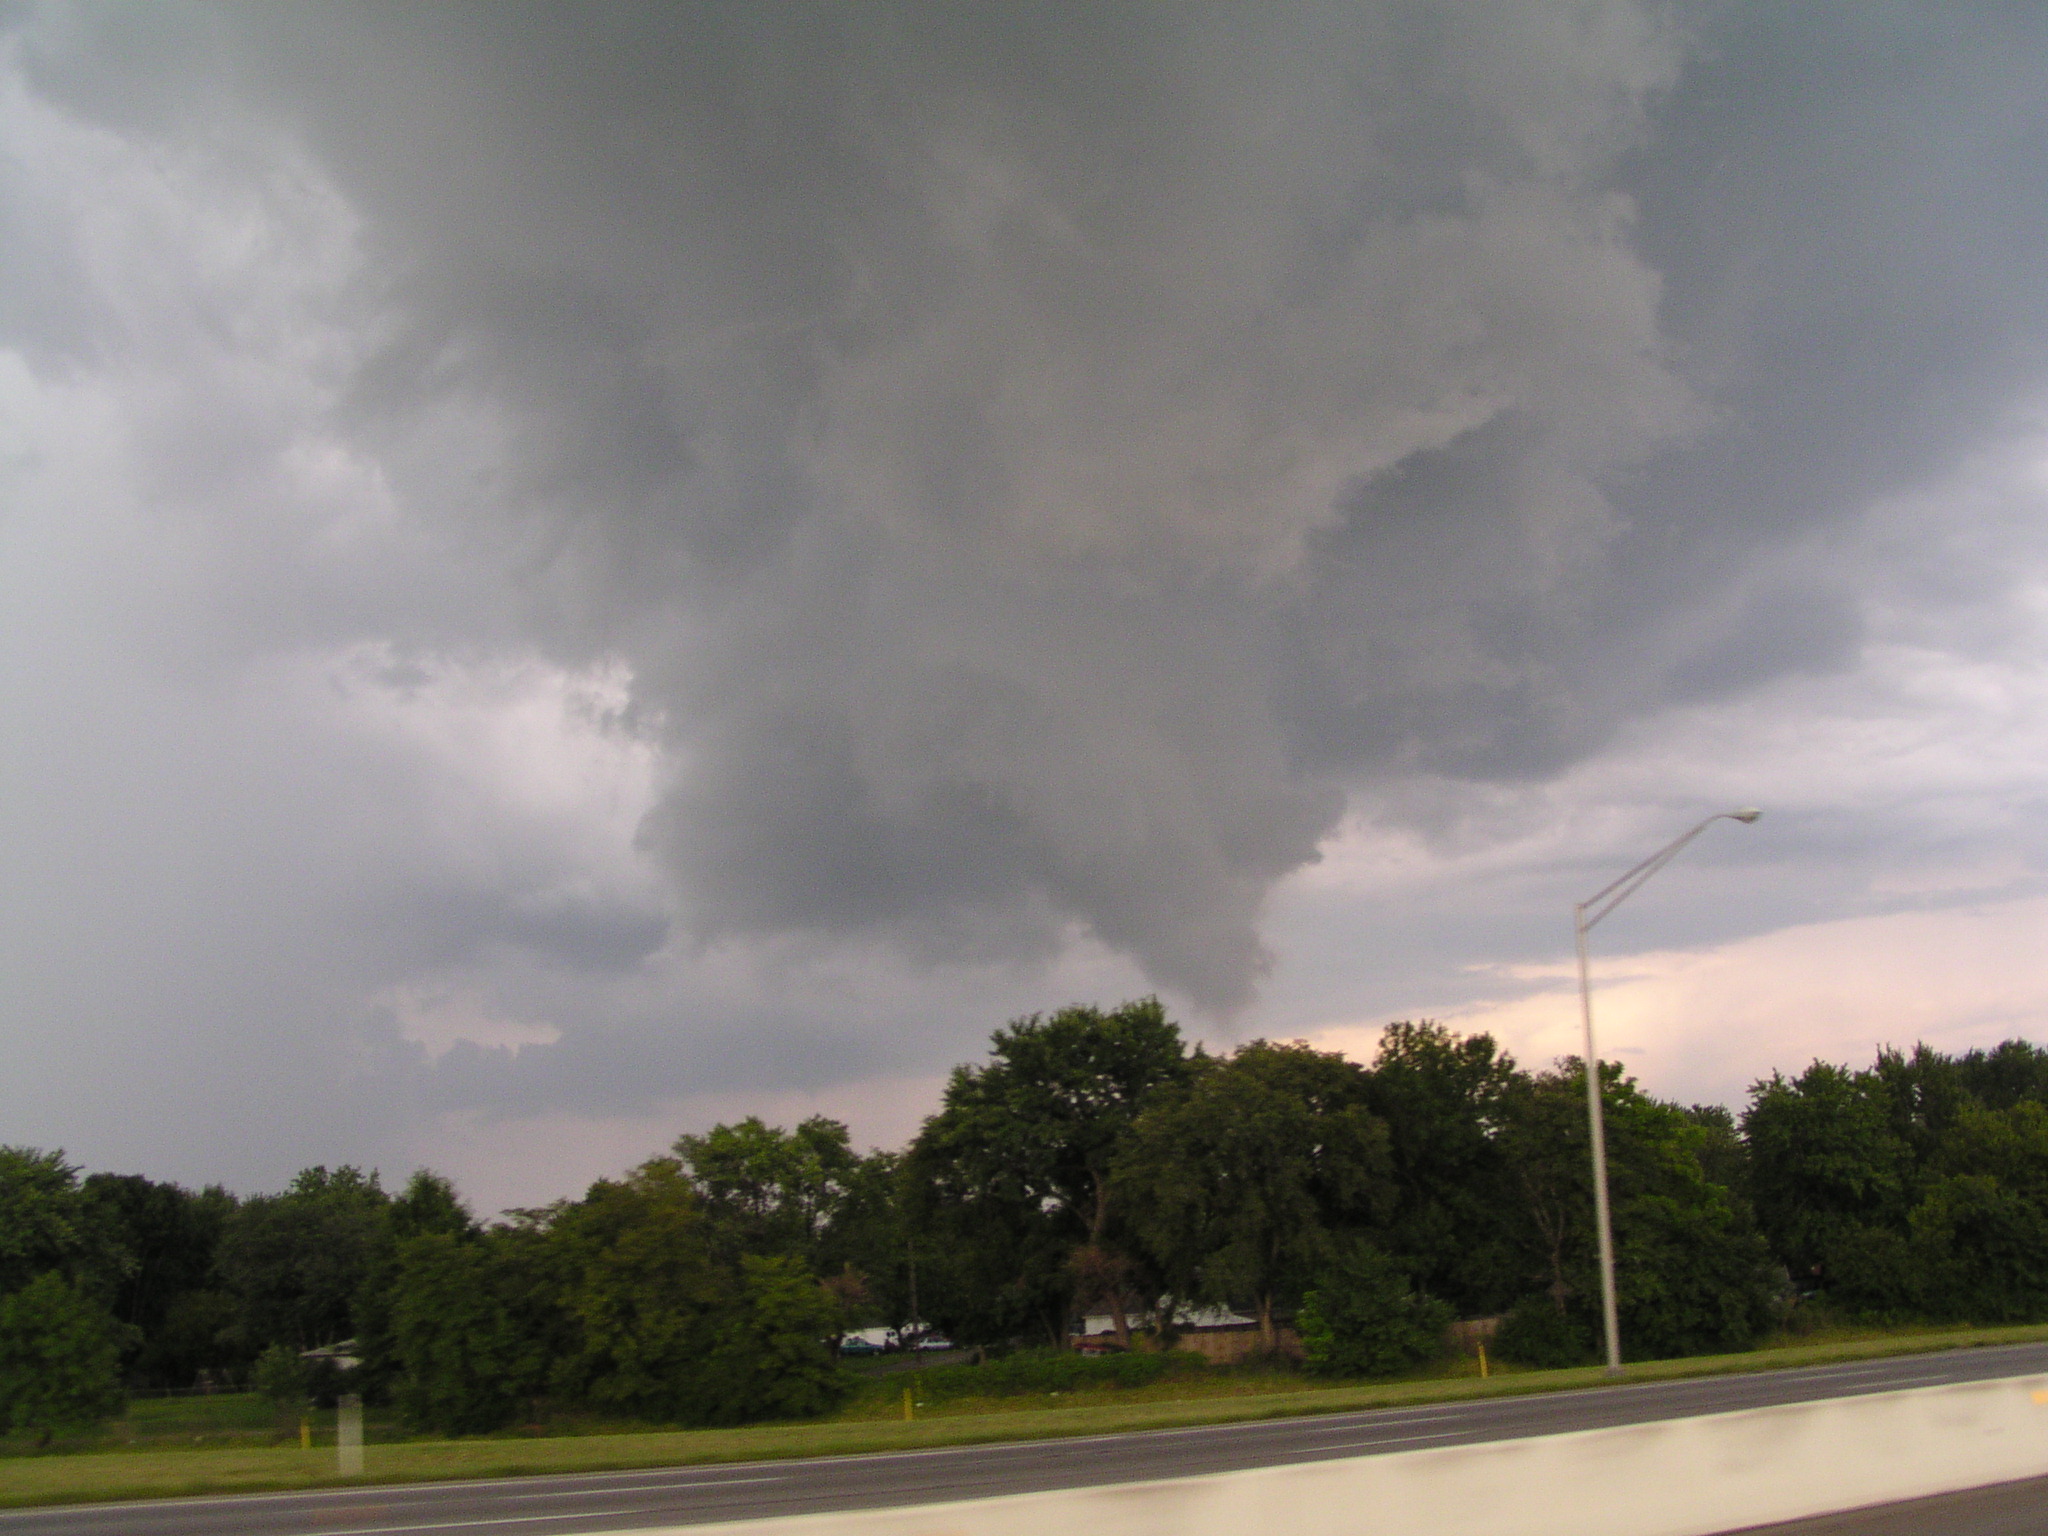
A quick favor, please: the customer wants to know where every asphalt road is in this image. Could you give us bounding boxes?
[7,1343,2048,1536]
[1726,1471,2048,1534]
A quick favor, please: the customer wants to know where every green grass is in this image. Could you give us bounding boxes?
[0,1393,408,1458]
[6,1321,2048,1510]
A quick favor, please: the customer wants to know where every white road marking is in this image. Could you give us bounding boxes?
[315,1511,644,1535]
[526,1478,783,1499]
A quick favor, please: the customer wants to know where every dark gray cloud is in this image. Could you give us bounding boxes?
[183,0,1702,1009]
[8,1,2048,1196]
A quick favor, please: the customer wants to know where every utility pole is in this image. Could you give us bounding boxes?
[1573,807,1761,1375]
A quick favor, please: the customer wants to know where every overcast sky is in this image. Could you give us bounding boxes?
[7,1,2048,1214]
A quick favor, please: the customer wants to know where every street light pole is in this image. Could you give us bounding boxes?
[1574,807,1761,1376]
[1573,900,1620,1377]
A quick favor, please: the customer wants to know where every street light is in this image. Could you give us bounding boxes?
[1574,807,1761,1376]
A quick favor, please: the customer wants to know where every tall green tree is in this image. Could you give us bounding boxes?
[388,1170,476,1242]
[1744,1061,1914,1291]
[1114,1041,1391,1349]
[909,999,1191,1346]
[217,1166,390,1351]
[0,1273,128,1446]
[389,1230,549,1434]
[1874,1044,1973,1166]
[550,1159,738,1422]
[1744,1043,2048,1323]
[1901,1098,2048,1322]
[1683,1104,1750,1197]
[80,1174,237,1387]
[1362,1022,1519,1314]
[1955,1040,2048,1111]
[899,1166,1071,1349]
[0,1147,129,1302]
[355,1170,480,1401]
[383,1162,852,1433]
[149,1289,243,1389]
[698,1255,847,1424]
[1498,1061,1776,1362]
[675,1116,860,1267]
[814,1149,910,1328]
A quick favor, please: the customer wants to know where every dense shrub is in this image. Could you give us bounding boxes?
[391,1166,852,1435]
[890,1346,1208,1402]
[1493,1294,1593,1368]
[1908,1173,2048,1324]
[391,1233,542,1435]
[1296,1244,1452,1378]
[1613,1190,1779,1360]
[0,1274,128,1446]
[249,1341,310,1413]
[695,1255,850,1424]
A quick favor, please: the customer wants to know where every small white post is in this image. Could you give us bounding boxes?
[337,1393,363,1476]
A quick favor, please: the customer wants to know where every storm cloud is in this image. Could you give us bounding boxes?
[7,2,2048,1203]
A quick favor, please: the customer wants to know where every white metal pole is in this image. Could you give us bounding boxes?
[1570,807,1758,1379]
[1576,903,1623,1376]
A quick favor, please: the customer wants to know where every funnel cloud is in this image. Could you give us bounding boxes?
[7,3,2048,1205]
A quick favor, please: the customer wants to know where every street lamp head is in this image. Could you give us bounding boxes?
[1727,807,1762,824]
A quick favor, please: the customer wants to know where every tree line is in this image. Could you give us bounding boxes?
[8,1001,2048,1442]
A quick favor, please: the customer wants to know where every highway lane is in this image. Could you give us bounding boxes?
[1722,1471,2048,1534]
[6,1343,2046,1536]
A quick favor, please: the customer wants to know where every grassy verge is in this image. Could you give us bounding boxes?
[6,1321,2048,1510]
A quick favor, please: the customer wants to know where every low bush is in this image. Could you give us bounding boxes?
[868,1346,1210,1402]
[1493,1294,1594,1368]
[250,1343,310,1417]
[1297,1245,1453,1379]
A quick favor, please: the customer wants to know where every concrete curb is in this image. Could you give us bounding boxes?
[639,1372,2048,1536]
